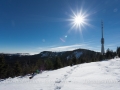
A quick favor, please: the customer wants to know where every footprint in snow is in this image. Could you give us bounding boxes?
[105,66,108,68]
[64,74,68,77]
[67,71,71,74]
[106,69,109,72]
[55,80,61,83]
[118,80,120,82]
[55,86,61,90]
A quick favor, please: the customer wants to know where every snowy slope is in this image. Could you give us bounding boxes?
[0,58,120,90]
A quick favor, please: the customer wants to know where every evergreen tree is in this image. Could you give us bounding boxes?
[117,47,120,57]
[106,48,113,59]
[0,56,7,79]
[36,59,44,70]
[6,64,14,78]
[45,58,53,70]
[68,58,73,66]
[54,57,63,69]
[72,55,77,65]
[14,61,22,76]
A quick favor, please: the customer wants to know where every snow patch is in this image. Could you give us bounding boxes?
[67,51,83,60]
[74,51,83,59]
[41,52,49,57]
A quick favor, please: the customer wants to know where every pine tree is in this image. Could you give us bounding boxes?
[54,57,63,69]
[117,47,120,57]
[45,58,53,70]
[14,61,22,76]
[36,59,44,70]
[106,48,114,59]
[0,56,7,79]
[72,55,77,65]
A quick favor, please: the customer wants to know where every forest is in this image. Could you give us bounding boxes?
[0,47,120,79]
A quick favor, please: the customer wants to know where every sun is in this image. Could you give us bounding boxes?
[74,15,85,26]
[68,9,90,33]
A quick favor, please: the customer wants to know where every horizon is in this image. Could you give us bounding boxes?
[0,0,120,55]
[0,47,101,55]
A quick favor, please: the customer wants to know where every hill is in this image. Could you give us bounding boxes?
[0,58,120,90]
[0,48,106,79]
[1,48,100,63]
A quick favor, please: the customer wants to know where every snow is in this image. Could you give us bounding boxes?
[73,51,82,59]
[67,51,82,60]
[66,56,70,60]
[0,58,120,90]
[41,52,49,57]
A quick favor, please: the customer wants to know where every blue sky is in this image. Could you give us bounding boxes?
[0,0,120,54]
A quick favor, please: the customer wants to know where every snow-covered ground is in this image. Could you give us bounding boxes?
[0,58,120,90]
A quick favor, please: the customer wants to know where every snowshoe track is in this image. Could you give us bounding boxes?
[54,65,79,90]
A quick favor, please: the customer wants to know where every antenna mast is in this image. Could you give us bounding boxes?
[101,21,105,55]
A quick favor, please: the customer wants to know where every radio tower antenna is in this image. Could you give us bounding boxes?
[101,21,105,55]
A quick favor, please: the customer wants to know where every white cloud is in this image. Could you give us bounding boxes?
[29,41,120,55]
[37,43,100,53]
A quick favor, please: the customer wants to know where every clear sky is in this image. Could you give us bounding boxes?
[0,0,120,55]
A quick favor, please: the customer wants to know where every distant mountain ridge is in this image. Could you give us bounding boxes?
[39,48,98,59]
[0,48,100,63]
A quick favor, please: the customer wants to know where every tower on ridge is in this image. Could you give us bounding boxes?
[101,21,105,55]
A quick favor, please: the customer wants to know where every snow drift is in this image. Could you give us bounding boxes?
[0,58,120,90]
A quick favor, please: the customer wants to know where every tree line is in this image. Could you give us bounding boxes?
[0,47,120,79]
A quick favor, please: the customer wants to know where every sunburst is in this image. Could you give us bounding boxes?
[68,8,90,34]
